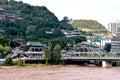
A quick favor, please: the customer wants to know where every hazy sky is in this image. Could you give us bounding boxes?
[15,0,120,27]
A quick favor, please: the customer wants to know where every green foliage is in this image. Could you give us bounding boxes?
[52,29,65,38]
[13,59,23,66]
[59,21,74,30]
[44,43,62,64]
[0,36,9,46]
[83,62,88,66]
[53,44,61,64]
[22,45,29,51]
[4,56,23,66]
[88,53,100,57]
[69,36,87,44]
[44,43,52,64]
[50,37,68,49]
[4,56,13,66]
[0,45,11,56]
[104,43,111,52]
[9,41,20,48]
[0,0,74,40]
[115,61,120,66]
[95,61,102,66]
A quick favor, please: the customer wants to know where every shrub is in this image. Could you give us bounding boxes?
[13,59,23,66]
[59,60,65,65]
[83,62,88,66]
[115,61,120,66]
[4,56,13,66]
[95,61,102,66]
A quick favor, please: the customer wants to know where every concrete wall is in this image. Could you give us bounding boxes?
[102,61,112,68]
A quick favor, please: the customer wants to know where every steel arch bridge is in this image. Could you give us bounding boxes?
[11,50,120,61]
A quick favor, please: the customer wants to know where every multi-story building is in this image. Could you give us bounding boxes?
[100,38,111,47]
[117,23,120,37]
[110,37,120,52]
[107,22,120,37]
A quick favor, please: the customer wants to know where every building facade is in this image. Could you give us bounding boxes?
[61,30,85,37]
[89,37,111,48]
[110,38,120,52]
[107,22,120,37]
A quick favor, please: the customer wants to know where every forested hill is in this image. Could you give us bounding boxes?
[0,0,73,40]
[71,20,111,36]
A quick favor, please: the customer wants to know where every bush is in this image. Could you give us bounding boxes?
[59,60,65,65]
[83,62,88,66]
[13,59,23,66]
[114,61,120,66]
[95,61,102,66]
[4,56,13,66]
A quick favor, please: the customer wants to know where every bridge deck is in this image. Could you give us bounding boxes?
[19,57,120,61]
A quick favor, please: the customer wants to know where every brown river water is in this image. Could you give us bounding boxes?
[0,65,120,80]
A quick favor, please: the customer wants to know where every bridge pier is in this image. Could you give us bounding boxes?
[102,61,112,68]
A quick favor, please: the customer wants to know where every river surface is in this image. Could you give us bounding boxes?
[0,65,120,80]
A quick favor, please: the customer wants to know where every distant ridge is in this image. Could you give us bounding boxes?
[71,19,112,37]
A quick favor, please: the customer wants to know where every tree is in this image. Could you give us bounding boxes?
[53,44,61,64]
[104,43,111,52]
[44,43,52,64]
[50,37,68,50]
[0,45,11,56]
[52,29,65,38]
[22,45,29,51]
[0,0,8,4]
[9,41,20,48]
[26,25,37,35]
[69,36,87,44]
[0,0,74,40]
[44,43,62,64]
[4,56,13,66]
[0,36,9,46]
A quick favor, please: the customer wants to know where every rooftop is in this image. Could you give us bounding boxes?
[0,8,5,11]
[27,41,46,47]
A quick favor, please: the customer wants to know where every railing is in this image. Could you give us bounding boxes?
[18,56,120,61]
[62,56,120,60]
[12,50,120,61]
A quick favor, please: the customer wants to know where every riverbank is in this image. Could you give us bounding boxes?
[0,63,98,69]
[0,65,120,80]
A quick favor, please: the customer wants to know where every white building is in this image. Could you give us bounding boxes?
[107,22,120,36]
[89,37,111,48]
[100,38,111,47]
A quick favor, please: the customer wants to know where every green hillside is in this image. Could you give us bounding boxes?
[0,0,73,40]
[71,20,111,36]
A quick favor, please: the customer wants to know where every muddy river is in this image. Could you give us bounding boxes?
[0,65,120,80]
